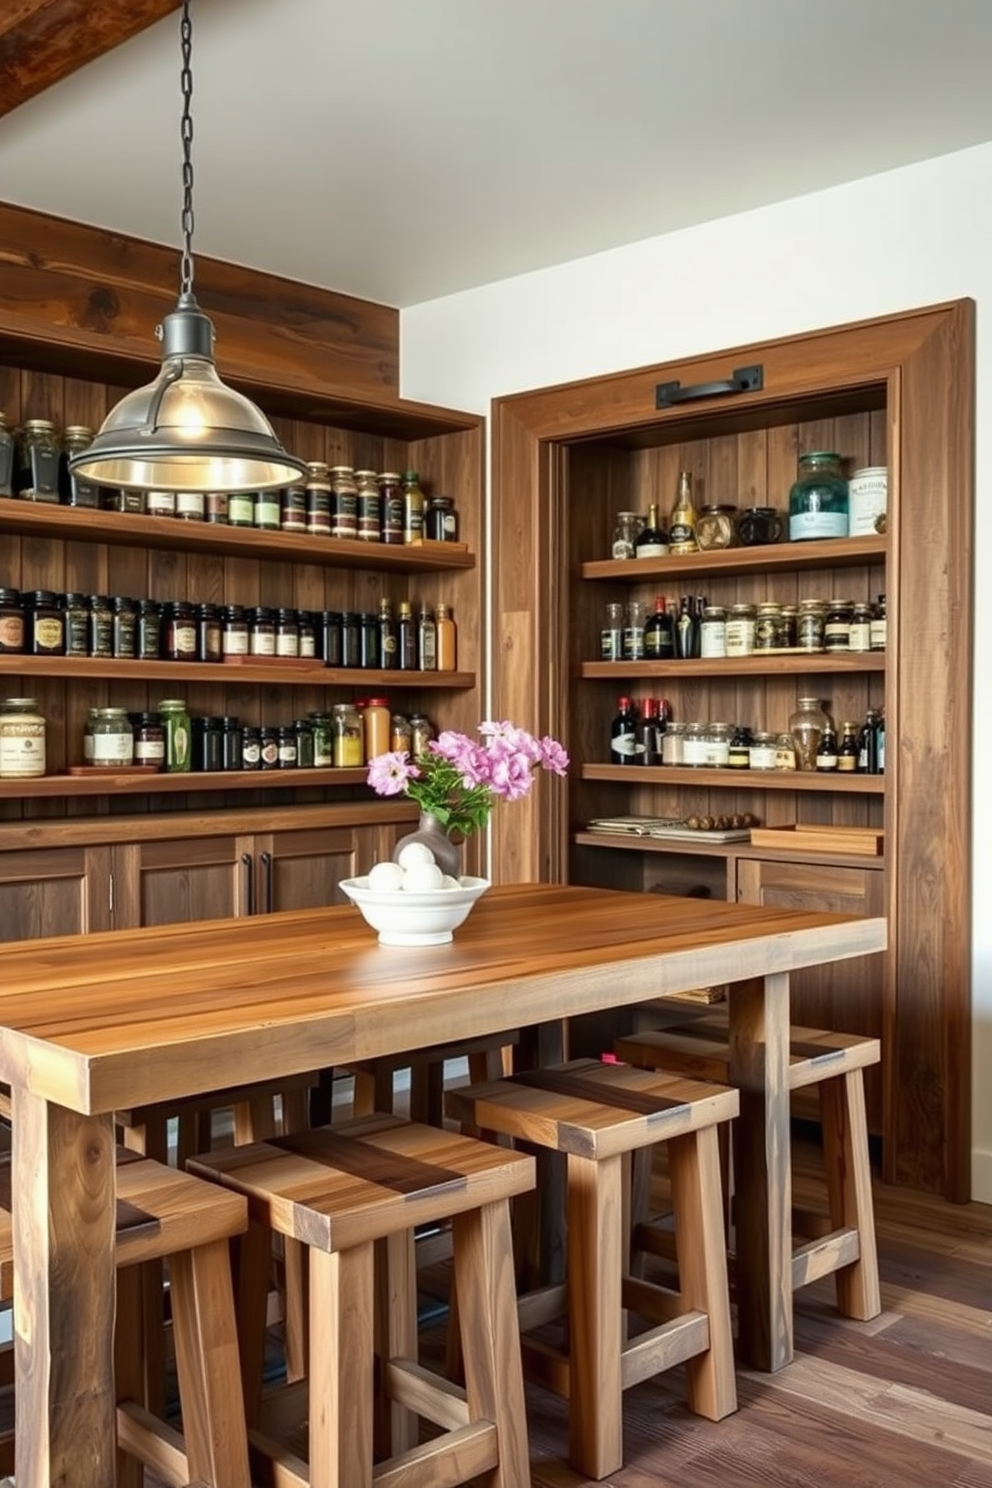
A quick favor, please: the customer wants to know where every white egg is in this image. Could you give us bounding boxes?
[368,861,405,892]
[440,874,462,890]
[396,842,437,869]
[401,861,444,893]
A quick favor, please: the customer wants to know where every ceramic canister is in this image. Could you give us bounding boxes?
[848,466,888,537]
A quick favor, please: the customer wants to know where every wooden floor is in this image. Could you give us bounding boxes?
[517,1135,992,1488]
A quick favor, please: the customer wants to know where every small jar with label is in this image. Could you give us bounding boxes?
[129,712,165,770]
[695,504,737,551]
[220,716,243,771]
[205,490,228,524]
[297,610,316,659]
[701,722,731,768]
[228,490,254,528]
[294,718,314,769]
[15,419,59,502]
[309,711,334,768]
[280,483,307,533]
[699,605,727,658]
[112,596,137,659]
[275,608,299,658]
[661,720,686,766]
[409,713,435,757]
[622,599,646,661]
[241,724,262,771]
[88,594,114,658]
[61,426,100,508]
[221,604,249,658]
[331,702,363,767]
[797,599,827,652]
[62,592,89,657]
[175,489,205,521]
[0,697,46,778]
[277,725,298,769]
[339,611,360,668]
[319,611,342,667]
[788,451,848,541]
[425,494,458,543]
[137,599,162,660]
[378,473,404,545]
[355,470,382,542]
[611,511,642,560]
[849,602,873,653]
[102,487,144,514]
[145,489,177,519]
[390,713,412,755]
[774,732,798,770]
[0,587,24,654]
[260,725,280,770]
[27,590,65,655]
[248,606,276,657]
[870,594,887,651]
[728,725,752,769]
[601,601,624,662]
[724,603,756,657]
[824,599,853,653]
[191,716,224,772]
[305,463,331,536]
[158,699,191,773]
[197,603,223,663]
[330,466,359,540]
[682,722,708,768]
[90,708,134,768]
[780,605,798,649]
[163,601,197,661]
[253,489,281,532]
[749,731,778,770]
[363,696,391,761]
[754,602,783,651]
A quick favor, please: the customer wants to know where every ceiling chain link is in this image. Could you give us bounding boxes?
[179,0,195,299]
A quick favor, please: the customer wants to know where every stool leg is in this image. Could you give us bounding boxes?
[820,1070,881,1320]
[234,1216,275,1428]
[452,1198,531,1488]
[668,1125,737,1422]
[374,1229,419,1458]
[120,1117,168,1419]
[169,1239,251,1488]
[114,1265,147,1488]
[310,1240,374,1488]
[567,1150,623,1479]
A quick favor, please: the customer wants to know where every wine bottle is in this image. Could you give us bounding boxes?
[675,595,697,660]
[635,503,668,558]
[638,697,660,765]
[378,597,397,670]
[669,471,698,555]
[644,596,675,661]
[610,696,642,764]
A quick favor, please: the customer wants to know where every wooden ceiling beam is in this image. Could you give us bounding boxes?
[0,0,182,120]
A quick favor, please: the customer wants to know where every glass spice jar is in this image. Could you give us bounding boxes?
[789,696,831,771]
[145,489,176,518]
[129,712,165,770]
[158,698,191,773]
[15,419,60,502]
[60,426,100,508]
[221,603,249,658]
[294,718,314,769]
[824,599,853,653]
[220,716,243,771]
[749,731,778,770]
[0,696,46,778]
[197,603,223,663]
[0,587,24,654]
[260,725,280,770]
[27,590,65,655]
[330,466,358,540]
[694,504,737,551]
[280,483,307,533]
[137,599,162,660]
[63,592,89,657]
[241,724,262,771]
[425,494,458,543]
[309,711,334,768]
[253,489,281,531]
[378,472,404,545]
[277,725,298,769]
[112,596,137,659]
[355,470,382,542]
[724,603,756,657]
[797,599,827,652]
[305,462,331,536]
[175,489,205,521]
[88,594,114,658]
[331,702,363,767]
[248,606,276,657]
[228,490,254,528]
[611,511,642,560]
[0,412,13,497]
[297,610,316,659]
[89,707,134,768]
[275,608,299,658]
[204,490,229,524]
[162,600,197,661]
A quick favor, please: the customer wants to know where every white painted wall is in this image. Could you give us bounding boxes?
[400,140,992,1203]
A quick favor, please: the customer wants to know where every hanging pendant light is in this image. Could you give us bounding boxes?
[69,0,307,495]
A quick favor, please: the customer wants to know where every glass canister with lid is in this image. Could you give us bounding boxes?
[331,702,363,767]
[0,696,46,778]
[60,426,100,507]
[158,698,192,773]
[788,451,849,541]
[89,708,134,768]
[14,419,60,502]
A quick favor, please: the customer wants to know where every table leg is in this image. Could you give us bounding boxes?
[728,971,793,1372]
[11,1089,116,1488]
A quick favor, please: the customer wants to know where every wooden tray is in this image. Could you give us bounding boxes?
[65,765,164,776]
[747,824,884,856]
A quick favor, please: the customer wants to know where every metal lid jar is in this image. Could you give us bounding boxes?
[725,603,756,657]
[695,504,737,551]
[89,707,134,768]
[789,451,848,542]
[15,419,59,502]
[0,696,46,778]
[0,587,24,655]
[682,722,708,768]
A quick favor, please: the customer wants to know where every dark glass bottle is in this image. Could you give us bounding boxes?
[644,596,675,661]
[163,600,197,661]
[62,592,89,657]
[27,590,65,655]
[858,709,881,774]
[638,697,660,765]
[358,611,380,669]
[610,695,641,764]
[378,473,404,545]
[87,595,114,658]
[339,611,360,668]
[635,503,668,558]
[675,595,698,660]
[728,725,752,769]
[297,609,316,659]
[197,603,222,663]
[137,599,162,660]
[837,721,860,773]
[320,610,342,667]
[396,600,416,670]
[378,597,397,669]
[112,596,137,659]
[220,716,243,771]
[816,724,839,772]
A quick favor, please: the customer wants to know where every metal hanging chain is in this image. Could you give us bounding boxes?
[179,0,196,300]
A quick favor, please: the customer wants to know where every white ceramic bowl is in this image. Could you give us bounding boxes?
[339,875,490,946]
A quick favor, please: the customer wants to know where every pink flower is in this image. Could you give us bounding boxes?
[539,736,570,775]
[488,749,535,801]
[367,751,420,796]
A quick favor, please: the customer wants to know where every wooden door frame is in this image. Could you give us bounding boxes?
[490,300,974,1200]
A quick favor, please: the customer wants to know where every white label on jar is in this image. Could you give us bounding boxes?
[299,633,316,658]
[789,511,848,540]
[276,633,299,658]
[175,491,204,518]
[701,738,730,767]
[222,630,249,656]
[682,735,708,767]
[661,733,683,765]
[229,494,253,524]
[700,622,727,658]
[134,738,165,764]
[0,725,46,778]
[174,623,197,655]
[724,620,754,656]
[749,742,777,770]
[848,468,887,537]
[250,632,276,657]
[92,734,134,764]
[146,491,176,516]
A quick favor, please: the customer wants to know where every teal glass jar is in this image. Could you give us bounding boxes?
[788,451,848,542]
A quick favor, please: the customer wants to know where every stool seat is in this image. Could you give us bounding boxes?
[192,1113,535,1488]
[616,1015,882,1321]
[0,1145,249,1488]
[446,1059,739,1480]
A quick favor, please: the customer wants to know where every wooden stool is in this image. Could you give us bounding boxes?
[446,1058,739,1480]
[0,1145,249,1488]
[190,1112,535,1488]
[615,1016,882,1320]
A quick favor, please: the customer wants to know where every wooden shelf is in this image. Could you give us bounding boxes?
[0,767,371,799]
[580,764,885,793]
[574,830,885,870]
[0,656,474,688]
[580,534,886,582]
[580,652,885,680]
[0,500,476,573]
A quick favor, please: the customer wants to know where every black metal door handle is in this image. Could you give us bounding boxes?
[260,851,273,914]
[241,852,254,916]
[656,363,763,408]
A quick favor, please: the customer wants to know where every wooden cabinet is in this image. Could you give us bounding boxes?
[492,301,973,1199]
[0,843,113,939]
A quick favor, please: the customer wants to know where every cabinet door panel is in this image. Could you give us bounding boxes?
[735,855,884,1130]
[256,825,394,914]
[0,847,112,940]
[113,836,250,928]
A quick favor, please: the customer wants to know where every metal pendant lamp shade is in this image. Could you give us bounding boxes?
[70,0,307,496]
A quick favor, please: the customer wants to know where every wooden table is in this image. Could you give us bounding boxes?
[0,883,885,1488]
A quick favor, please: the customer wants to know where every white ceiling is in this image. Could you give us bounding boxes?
[2,0,992,309]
